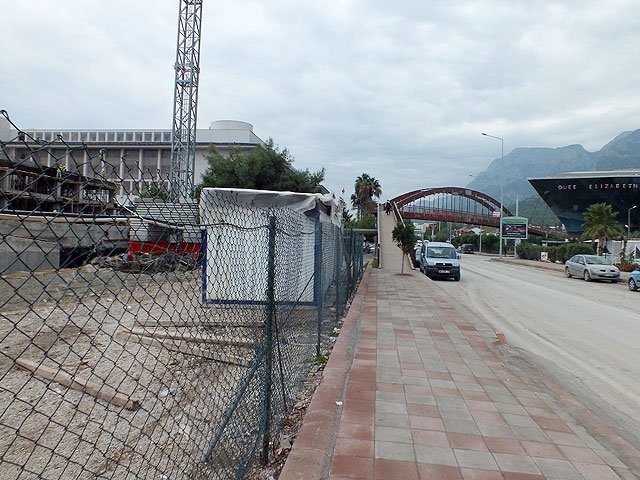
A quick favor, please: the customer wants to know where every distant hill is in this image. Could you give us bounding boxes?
[510,195,560,227]
[594,130,640,170]
[467,129,640,225]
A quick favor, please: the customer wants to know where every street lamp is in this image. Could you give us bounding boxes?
[627,205,637,257]
[482,132,504,258]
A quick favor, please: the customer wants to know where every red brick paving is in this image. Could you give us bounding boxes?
[278,209,638,479]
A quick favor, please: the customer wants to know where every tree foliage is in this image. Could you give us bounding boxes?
[341,205,353,224]
[433,230,449,242]
[345,213,376,230]
[391,220,416,274]
[451,232,478,249]
[480,233,500,253]
[142,180,169,200]
[351,173,381,220]
[581,203,625,254]
[198,138,325,194]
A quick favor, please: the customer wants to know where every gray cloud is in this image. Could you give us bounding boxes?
[3,0,640,201]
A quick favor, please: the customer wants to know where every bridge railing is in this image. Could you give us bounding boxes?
[400,205,501,228]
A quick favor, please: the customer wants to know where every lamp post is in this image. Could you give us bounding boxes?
[627,205,637,258]
[482,132,504,258]
[469,174,485,255]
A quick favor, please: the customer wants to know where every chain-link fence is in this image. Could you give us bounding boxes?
[0,110,364,479]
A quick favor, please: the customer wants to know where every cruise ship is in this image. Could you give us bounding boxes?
[528,170,640,237]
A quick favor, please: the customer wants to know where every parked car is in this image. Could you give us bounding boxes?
[628,269,640,291]
[363,242,376,253]
[564,254,620,282]
[461,244,475,254]
[413,244,422,267]
[419,241,460,281]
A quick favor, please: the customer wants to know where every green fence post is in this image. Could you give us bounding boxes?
[261,215,277,465]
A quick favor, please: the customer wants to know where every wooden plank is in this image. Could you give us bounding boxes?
[134,318,262,329]
[136,336,250,367]
[126,327,255,348]
[15,358,140,411]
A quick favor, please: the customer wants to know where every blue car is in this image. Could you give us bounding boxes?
[629,269,640,291]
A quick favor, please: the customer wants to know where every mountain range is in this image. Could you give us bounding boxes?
[466,129,640,217]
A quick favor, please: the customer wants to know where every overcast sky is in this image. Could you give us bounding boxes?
[2,0,640,201]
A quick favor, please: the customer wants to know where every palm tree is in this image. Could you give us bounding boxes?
[350,192,363,219]
[353,173,382,218]
[582,203,625,255]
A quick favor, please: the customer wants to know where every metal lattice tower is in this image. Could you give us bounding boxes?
[170,0,203,202]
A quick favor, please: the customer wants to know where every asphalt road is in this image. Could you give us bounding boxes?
[433,253,640,448]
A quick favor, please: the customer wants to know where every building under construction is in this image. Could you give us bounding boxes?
[0,118,264,206]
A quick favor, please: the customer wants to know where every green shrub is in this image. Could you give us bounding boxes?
[516,241,594,262]
[553,244,566,262]
[481,233,499,254]
[564,242,595,260]
[516,242,542,260]
[452,233,478,249]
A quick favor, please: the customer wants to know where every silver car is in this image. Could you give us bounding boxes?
[629,269,640,291]
[565,254,620,282]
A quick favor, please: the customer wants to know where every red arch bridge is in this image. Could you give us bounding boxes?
[390,187,548,236]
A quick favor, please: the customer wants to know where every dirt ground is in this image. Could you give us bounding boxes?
[244,339,336,480]
[0,263,284,479]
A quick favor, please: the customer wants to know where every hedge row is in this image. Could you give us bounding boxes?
[516,242,595,263]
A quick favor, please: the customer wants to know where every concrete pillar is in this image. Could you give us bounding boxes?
[0,116,12,141]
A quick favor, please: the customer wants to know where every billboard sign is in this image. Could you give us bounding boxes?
[502,216,528,239]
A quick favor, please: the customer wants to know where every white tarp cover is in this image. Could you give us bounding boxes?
[200,188,338,304]
[200,188,341,226]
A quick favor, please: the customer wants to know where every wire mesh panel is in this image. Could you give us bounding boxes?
[0,111,363,479]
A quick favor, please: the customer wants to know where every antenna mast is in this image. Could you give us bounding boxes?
[169,0,203,201]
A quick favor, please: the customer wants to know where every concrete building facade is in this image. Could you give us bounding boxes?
[0,119,265,200]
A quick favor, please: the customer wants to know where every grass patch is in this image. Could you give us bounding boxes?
[314,354,328,365]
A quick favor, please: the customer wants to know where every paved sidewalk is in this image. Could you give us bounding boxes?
[377,204,413,273]
[279,212,638,479]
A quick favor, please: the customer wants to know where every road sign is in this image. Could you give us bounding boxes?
[492,211,501,218]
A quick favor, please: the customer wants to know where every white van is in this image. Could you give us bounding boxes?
[418,241,460,281]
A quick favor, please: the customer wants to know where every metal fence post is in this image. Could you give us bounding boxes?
[351,231,357,292]
[335,230,342,322]
[315,220,323,357]
[358,233,363,276]
[261,215,277,465]
[344,229,352,294]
